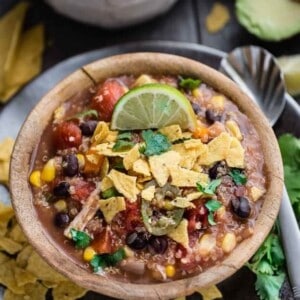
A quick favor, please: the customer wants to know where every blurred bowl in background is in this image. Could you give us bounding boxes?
[45,0,178,28]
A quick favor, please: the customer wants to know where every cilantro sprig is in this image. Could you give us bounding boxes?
[205,199,222,225]
[141,129,171,156]
[113,131,135,152]
[70,229,91,249]
[178,76,201,90]
[229,169,247,185]
[196,178,221,195]
[69,109,98,120]
[101,187,119,199]
[90,248,125,272]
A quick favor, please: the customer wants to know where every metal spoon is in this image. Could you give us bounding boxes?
[220,45,300,299]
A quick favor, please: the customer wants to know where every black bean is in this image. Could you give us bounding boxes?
[63,154,79,176]
[209,161,227,179]
[54,212,70,228]
[126,231,147,250]
[80,120,98,136]
[205,109,221,124]
[231,196,251,218]
[148,236,168,254]
[53,182,70,197]
[191,102,202,115]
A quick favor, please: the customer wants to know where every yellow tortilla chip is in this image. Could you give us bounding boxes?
[159,125,183,142]
[14,266,37,287]
[226,137,245,168]
[108,169,138,202]
[132,158,151,177]
[0,260,25,294]
[226,120,242,140]
[26,251,66,283]
[197,285,222,300]
[94,143,129,157]
[198,132,231,166]
[91,121,109,144]
[170,167,209,187]
[0,137,14,160]
[103,130,118,143]
[0,202,14,236]
[250,186,265,202]
[0,237,23,255]
[167,219,189,249]
[141,185,155,201]
[99,157,109,180]
[98,196,126,223]
[123,144,140,170]
[16,245,33,268]
[210,95,225,110]
[0,2,29,94]
[171,197,195,208]
[0,252,10,264]
[137,175,153,183]
[4,24,44,89]
[149,151,181,187]
[0,161,10,184]
[205,2,230,33]
[100,176,114,192]
[7,223,26,244]
[172,143,197,170]
[42,281,59,288]
[52,280,87,300]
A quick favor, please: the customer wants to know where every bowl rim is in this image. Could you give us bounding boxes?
[10,52,284,300]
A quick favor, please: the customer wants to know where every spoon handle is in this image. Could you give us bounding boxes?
[279,187,300,299]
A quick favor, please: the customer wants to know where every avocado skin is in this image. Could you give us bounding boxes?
[236,0,300,41]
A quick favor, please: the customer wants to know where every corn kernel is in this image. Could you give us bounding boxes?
[222,232,236,253]
[29,170,41,187]
[54,200,67,212]
[164,201,174,210]
[83,247,96,262]
[225,120,243,141]
[192,88,202,98]
[165,265,176,278]
[76,154,85,168]
[211,95,225,109]
[124,246,134,258]
[133,74,155,87]
[41,158,56,182]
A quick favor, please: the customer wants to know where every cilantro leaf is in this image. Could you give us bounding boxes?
[112,140,135,152]
[256,260,274,275]
[205,199,222,225]
[70,229,91,249]
[196,179,222,195]
[90,248,125,273]
[141,130,171,156]
[255,273,285,300]
[71,109,98,120]
[101,187,119,199]
[278,134,300,167]
[179,76,201,90]
[229,169,247,185]
[117,132,132,141]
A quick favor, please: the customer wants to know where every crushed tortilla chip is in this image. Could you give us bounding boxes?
[108,169,138,202]
[99,157,109,180]
[250,186,265,202]
[0,237,23,255]
[94,143,129,157]
[159,125,183,142]
[16,245,33,268]
[3,282,48,300]
[171,197,195,208]
[205,2,230,34]
[141,185,155,201]
[197,285,222,300]
[226,137,245,168]
[167,219,189,249]
[226,120,243,141]
[8,223,27,243]
[0,138,14,161]
[123,144,140,170]
[13,267,37,287]
[0,252,10,264]
[100,176,114,192]
[103,130,118,143]
[0,202,14,236]
[149,151,181,187]
[170,167,208,187]
[98,196,126,223]
[132,158,151,177]
[172,143,198,169]
[52,280,87,300]
[91,121,109,144]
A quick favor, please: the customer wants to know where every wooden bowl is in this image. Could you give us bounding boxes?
[10,53,283,300]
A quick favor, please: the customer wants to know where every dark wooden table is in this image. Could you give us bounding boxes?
[0,1,299,299]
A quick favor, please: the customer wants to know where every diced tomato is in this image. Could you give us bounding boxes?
[71,180,95,202]
[91,79,126,122]
[186,203,208,232]
[124,201,142,231]
[54,121,82,149]
[92,228,112,254]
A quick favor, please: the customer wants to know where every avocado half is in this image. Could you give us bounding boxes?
[236,0,300,41]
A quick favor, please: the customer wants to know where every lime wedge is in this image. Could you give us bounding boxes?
[111,84,197,131]
[277,55,300,96]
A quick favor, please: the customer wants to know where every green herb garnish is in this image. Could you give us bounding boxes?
[179,76,201,90]
[172,137,192,144]
[112,131,135,152]
[101,187,119,199]
[117,132,132,141]
[205,199,222,225]
[229,169,247,185]
[141,129,171,156]
[90,248,126,272]
[70,229,91,249]
[71,109,98,120]
[196,178,222,195]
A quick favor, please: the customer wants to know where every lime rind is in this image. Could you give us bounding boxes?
[111,83,197,131]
